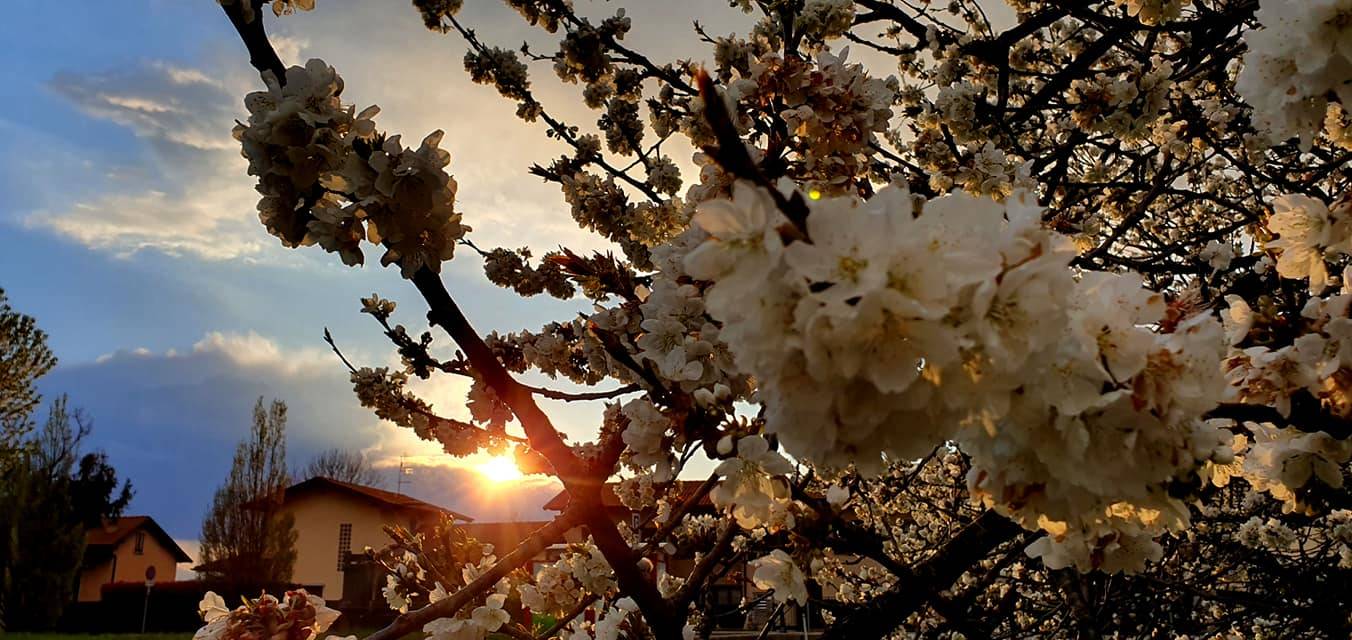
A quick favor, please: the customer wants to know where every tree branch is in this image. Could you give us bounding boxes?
[820,509,1021,640]
[366,511,580,640]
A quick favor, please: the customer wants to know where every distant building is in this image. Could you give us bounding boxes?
[78,516,191,602]
[277,477,472,603]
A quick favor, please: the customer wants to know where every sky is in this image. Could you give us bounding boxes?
[0,0,771,569]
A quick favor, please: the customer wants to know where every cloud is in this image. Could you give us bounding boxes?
[49,61,242,152]
[21,4,603,265]
[24,56,270,260]
[40,330,577,538]
[18,0,760,266]
[31,181,264,260]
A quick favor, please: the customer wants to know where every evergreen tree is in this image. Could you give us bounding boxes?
[0,398,132,630]
[0,288,53,631]
[198,397,297,587]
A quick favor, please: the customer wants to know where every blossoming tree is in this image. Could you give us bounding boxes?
[202,0,1352,638]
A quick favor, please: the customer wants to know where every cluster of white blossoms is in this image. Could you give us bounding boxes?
[194,590,339,640]
[486,316,637,388]
[1234,510,1352,568]
[1242,423,1351,513]
[321,130,467,277]
[380,551,427,613]
[373,538,518,640]
[350,367,483,457]
[748,549,808,605]
[635,282,721,387]
[1237,0,1352,150]
[1264,193,1352,293]
[632,257,745,408]
[1331,509,1352,567]
[680,181,1234,570]
[422,587,510,640]
[720,47,898,193]
[1113,0,1191,25]
[618,397,674,479]
[518,541,617,617]
[1222,203,1352,513]
[558,599,641,640]
[1065,57,1175,142]
[709,435,796,530]
[793,0,855,42]
[351,367,433,436]
[233,59,467,277]
[1235,515,1298,552]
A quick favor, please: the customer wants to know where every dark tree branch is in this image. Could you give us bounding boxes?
[821,510,1021,640]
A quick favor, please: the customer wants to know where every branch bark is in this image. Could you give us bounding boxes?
[820,509,1021,640]
[366,512,579,640]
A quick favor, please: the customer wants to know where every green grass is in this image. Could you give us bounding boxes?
[5,634,193,640]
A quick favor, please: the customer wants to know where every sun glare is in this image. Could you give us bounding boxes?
[476,455,523,483]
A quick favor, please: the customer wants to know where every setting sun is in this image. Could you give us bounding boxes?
[475,455,523,483]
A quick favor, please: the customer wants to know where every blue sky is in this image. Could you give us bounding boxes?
[0,0,766,559]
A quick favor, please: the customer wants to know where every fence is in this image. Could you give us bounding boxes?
[60,581,324,633]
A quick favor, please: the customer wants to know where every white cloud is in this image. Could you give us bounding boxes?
[49,61,243,152]
[21,0,759,266]
[189,330,333,373]
[24,56,270,260]
[32,179,264,260]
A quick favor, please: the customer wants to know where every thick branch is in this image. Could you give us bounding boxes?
[820,509,1021,640]
[366,511,580,640]
[221,1,285,79]
[409,269,584,480]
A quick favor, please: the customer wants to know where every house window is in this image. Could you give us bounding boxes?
[134,532,146,555]
[337,523,352,571]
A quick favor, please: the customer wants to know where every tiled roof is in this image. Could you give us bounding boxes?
[542,480,714,511]
[287,476,473,522]
[86,516,192,563]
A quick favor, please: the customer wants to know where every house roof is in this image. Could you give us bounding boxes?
[285,476,473,522]
[542,480,714,512]
[86,516,192,563]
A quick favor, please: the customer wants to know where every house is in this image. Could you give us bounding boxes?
[77,516,191,602]
[277,477,471,603]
